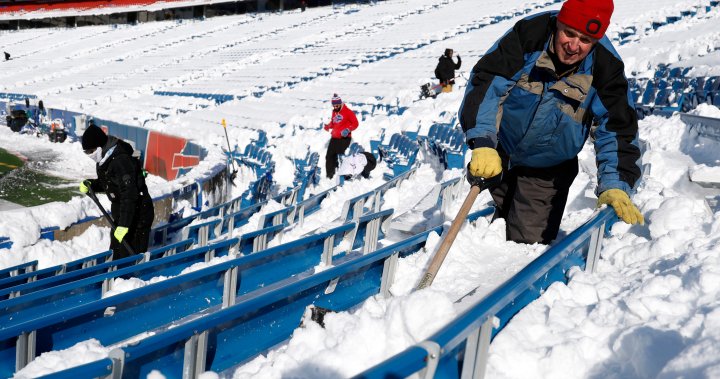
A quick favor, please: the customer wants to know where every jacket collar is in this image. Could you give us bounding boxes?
[98,136,120,167]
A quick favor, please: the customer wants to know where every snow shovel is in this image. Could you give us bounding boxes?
[221,119,239,184]
[84,181,136,256]
[416,171,501,290]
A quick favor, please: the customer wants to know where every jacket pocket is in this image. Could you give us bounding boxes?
[550,105,589,159]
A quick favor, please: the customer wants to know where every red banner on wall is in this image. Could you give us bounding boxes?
[145,131,200,180]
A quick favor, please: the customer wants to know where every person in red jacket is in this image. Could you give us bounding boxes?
[323,94,359,178]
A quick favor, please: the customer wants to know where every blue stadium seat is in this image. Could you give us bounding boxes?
[641,81,657,105]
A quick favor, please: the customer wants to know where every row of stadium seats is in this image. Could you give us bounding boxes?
[377,133,420,179]
[422,123,466,169]
[154,91,234,105]
[613,1,719,46]
[237,143,274,177]
[292,151,321,189]
[629,66,720,118]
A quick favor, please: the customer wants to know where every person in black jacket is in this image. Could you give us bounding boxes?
[79,123,154,260]
[435,48,461,93]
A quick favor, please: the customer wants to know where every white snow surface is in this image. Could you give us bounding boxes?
[1,0,720,378]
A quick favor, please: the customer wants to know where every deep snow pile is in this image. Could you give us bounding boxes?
[484,110,720,379]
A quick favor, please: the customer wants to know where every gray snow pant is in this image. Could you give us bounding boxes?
[490,147,578,245]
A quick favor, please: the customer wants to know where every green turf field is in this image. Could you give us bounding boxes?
[0,147,79,207]
[0,148,23,175]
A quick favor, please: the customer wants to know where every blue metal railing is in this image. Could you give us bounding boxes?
[0,261,37,281]
[357,208,617,378]
[1,207,398,377]
[42,222,447,378]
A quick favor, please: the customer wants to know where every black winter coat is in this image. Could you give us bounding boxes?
[89,136,152,228]
[435,55,461,83]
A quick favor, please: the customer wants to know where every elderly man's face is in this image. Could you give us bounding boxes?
[554,21,598,65]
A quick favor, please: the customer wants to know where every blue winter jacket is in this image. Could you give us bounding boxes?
[459,12,641,194]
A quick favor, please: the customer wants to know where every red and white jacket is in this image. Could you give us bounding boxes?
[324,104,359,139]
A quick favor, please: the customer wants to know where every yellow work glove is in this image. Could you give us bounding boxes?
[468,147,502,178]
[79,180,90,194]
[114,226,129,242]
[597,189,644,225]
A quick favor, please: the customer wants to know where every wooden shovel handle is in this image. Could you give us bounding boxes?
[416,185,482,290]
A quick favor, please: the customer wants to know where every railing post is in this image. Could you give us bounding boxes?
[16,330,36,372]
[460,316,495,379]
[372,218,379,251]
[106,348,125,379]
[227,215,236,239]
[182,331,208,379]
[141,251,151,263]
[298,204,306,227]
[585,222,605,273]
[379,252,399,298]
[199,225,209,247]
[288,206,297,225]
[353,201,364,220]
[213,221,222,242]
[183,333,197,379]
[289,187,298,205]
[222,267,238,308]
[253,234,268,252]
[195,182,203,210]
[418,341,441,379]
[82,257,97,269]
[340,222,357,253]
[273,213,283,226]
[340,201,351,223]
[325,277,339,294]
[102,264,118,296]
[196,331,209,376]
[362,218,380,254]
[229,239,240,256]
[204,245,215,263]
[322,235,335,266]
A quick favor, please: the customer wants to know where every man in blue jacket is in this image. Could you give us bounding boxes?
[460,0,643,244]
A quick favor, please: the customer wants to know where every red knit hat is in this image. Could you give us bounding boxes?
[557,0,614,39]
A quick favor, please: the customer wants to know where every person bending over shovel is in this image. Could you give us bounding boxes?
[460,0,643,245]
[79,123,154,259]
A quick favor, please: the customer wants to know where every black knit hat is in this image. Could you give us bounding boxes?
[81,124,108,150]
